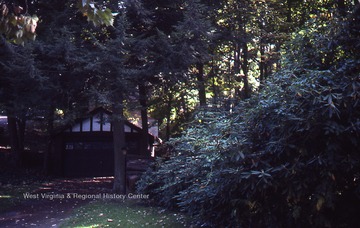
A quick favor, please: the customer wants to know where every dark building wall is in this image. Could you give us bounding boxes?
[52,131,154,177]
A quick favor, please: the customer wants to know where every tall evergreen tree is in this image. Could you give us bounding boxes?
[123,0,187,148]
[0,40,44,166]
[78,12,130,193]
[172,0,215,106]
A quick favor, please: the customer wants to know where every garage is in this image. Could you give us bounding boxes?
[51,107,155,177]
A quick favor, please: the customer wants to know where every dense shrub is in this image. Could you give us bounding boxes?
[137,10,360,228]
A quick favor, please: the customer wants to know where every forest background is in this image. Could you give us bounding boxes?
[1,0,360,227]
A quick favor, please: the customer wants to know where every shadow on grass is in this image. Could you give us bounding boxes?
[0,165,190,227]
[0,166,48,213]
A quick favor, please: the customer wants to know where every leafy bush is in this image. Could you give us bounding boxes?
[137,108,231,211]
[137,10,360,228]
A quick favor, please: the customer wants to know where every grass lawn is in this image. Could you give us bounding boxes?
[60,199,189,228]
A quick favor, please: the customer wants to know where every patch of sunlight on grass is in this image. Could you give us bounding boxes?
[60,200,189,228]
[73,225,101,228]
[0,195,12,198]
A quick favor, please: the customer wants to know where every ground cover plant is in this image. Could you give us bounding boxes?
[137,7,360,228]
[60,200,189,228]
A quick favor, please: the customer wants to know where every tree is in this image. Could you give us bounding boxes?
[122,0,155,157]
[0,0,38,45]
[0,39,44,166]
[0,0,115,44]
[172,0,215,106]
[1,0,123,169]
[76,12,131,192]
[122,0,191,148]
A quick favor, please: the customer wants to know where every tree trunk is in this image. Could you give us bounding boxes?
[16,117,26,157]
[180,92,188,115]
[112,99,126,194]
[212,76,218,105]
[286,0,292,23]
[233,41,244,100]
[43,105,55,175]
[275,43,281,71]
[139,83,149,156]
[241,42,250,99]
[258,10,265,85]
[234,42,241,75]
[165,93,172,141]
[7,115,21,166]
[7,112,26,167]
[196,63,207,106]
[259,41,265,83]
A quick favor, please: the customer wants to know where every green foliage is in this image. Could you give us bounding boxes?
[77,0,116,27]
[137,9,360,227]
[0,43,45,116]
[0,0,115,45]
[0,2,38,45]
